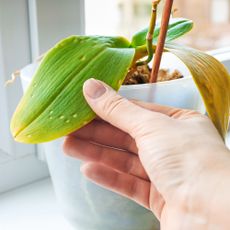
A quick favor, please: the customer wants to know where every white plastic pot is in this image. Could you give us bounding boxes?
[19,55,204,230]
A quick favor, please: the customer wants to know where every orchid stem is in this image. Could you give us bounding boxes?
[150,0,174,83]
[136,0,161,66]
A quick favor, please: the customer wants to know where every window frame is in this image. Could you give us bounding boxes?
[211,0,230,24]
[0,0,85,193]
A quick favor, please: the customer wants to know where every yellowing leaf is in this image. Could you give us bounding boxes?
[166,43,230,139]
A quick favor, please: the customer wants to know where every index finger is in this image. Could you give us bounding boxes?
[131,100,200,118]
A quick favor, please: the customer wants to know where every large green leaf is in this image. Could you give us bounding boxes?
[11,36,135,143]
[131,18,193,48]
[166,43,230,139]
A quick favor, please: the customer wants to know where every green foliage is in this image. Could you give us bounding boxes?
[11,17,230,143]
[131,18,193,47]
[11,36,135,143]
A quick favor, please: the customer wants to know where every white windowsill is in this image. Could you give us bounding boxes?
[0,178,74,230]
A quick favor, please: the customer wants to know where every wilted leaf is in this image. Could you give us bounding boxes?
[166,43,230,139]
[11,36,135,143]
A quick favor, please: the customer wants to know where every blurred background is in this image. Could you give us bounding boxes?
[85,0,230,50]
[0,1,229,229]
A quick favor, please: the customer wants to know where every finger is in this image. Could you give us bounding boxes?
[131,100,200,118]
[63,136,148,180]
[149,184,165,220]
[81,162,151,209]
[70,120,138,154]
[83,78,156,136]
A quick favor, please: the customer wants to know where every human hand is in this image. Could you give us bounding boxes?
[63,79,230,229]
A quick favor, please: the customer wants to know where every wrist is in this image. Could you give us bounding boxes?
[183,147,230,228]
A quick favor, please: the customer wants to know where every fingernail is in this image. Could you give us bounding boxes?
[84,78,106,99]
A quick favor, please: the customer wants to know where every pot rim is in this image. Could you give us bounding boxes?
[120,76,192,90]
[18,62,192,89]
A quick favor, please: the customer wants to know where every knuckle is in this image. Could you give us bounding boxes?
[124,156,135,174]
[124,133,136,153]
[62,136,73,154]
[102,95,127,118]
[129,179,139,198]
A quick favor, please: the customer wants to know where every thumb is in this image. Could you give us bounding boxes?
[83,78,152,135]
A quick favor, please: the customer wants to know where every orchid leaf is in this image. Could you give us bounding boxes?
[165,43,230,139]
[131,18,193,47]
[11,36,135,143]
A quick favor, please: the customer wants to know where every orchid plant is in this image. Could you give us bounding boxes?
[11,0,230,144]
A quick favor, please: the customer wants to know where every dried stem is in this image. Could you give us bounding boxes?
[136,0,161,66]
[150,0,174,83]
[4,70,21,87]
